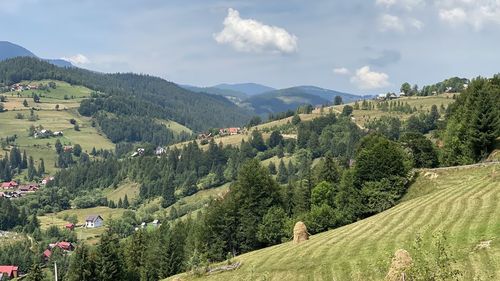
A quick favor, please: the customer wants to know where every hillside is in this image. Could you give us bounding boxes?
[168,163,500,281]
[0,80,115,173]
[180,84,248,100]
[0,57,252,135]
[0,41,72,67]
[244,86,363,116]
[214,83,275,96]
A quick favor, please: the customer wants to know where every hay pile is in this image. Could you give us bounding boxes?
[293,221,309,244]
[385,249,413,281]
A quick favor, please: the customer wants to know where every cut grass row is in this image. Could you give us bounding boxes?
[167,163,500,281]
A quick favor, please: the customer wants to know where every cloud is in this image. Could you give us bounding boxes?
[378,14,405,32]
[333,67,350,75]
[438,1,500,29]
[367,49,401,67]
[62,54,90,65]
[214,8,298,54]
[375,0,423,10]
[350,66,390,90]
[409,18,424,29]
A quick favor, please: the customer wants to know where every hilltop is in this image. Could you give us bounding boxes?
[0,41,72,67]
[168,163,500,281]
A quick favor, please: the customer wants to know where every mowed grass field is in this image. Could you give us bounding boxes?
[168,163,500,281]
[0,80,115,174]
[104,180,141,203]
[38,206,128,244]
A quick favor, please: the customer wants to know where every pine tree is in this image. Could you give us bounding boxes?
[66,244,96,281]
[26,263,44,281]
[27,156,37,181]
[55,139,63,154]
[117,198,123,208]
[37,158,45,176]
[123,195,130,209]
[277,160,288,184]
[97,232,123,281]
[21,150,28,169]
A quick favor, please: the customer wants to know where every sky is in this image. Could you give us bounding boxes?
[1,0,500,95]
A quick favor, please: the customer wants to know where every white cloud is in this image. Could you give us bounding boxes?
[62,54,90,65]
[333,67,350,75]
[214,8,298,54]
[379,14,405,32]
[437,1,500,29]
[375,0,423,10]
[409,18,424,30]
[350,66,390,90]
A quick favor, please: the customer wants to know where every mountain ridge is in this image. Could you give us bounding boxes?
[0,41,73,67]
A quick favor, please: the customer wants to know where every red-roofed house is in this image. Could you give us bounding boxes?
[0,265,19,278]
[49,241,74,251]
[43,249,52,260]
[1,181,18,190]
[65,223,75,231]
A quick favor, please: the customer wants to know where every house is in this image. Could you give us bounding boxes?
[155,147,167,156]
[85,215,104,228]
[19,183,39,192]
[152,219,160,228]
[63,146,73,153]
[219,127,241,136]
[43,249,52,260]
[65,223,75,231]
[41,176,54,185]
[53,131,63,137]
[0,265,19,279]
[132,148,145,157]
[1,181,18,190]
[51,241,73,251]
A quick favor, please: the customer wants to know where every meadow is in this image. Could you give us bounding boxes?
[168,163,500,281]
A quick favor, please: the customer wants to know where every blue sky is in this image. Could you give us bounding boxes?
[1,0,500,94]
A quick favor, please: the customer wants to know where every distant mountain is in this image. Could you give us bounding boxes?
[243,85,368,116]
[181,84,248,99]
[213,83,275,96]
[0,41,73,67]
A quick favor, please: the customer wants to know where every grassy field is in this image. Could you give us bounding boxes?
[170,94,455,151]
[104,180,141,203]
[158,119,193,136]
[38,206,128,244]
[0,80,115,174]
[168,163,500,281]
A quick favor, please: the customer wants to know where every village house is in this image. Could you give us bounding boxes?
[53,131,63,137]
[152,219,160,228]
[1,181,18,190]
[63,146,73,153]
[131,148,145,157]
[41,176,54,185]
[0,265,19,279]
[65,223,75,231]
[155,146,167,156]
[85,215,104,228]
[43,241,75,260]
[219,127,241,136]
[18,183,39,193]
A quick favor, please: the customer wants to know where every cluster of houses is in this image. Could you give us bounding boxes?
[43,241,75,260]
[9,83,38,92]
[376,93,399,101]
[33,129,63,139]
[219,127,242,136]
[0,177,52,199]
[131,147,168,157]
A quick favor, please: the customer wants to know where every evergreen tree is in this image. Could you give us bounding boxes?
[66,244,96,281]
[55,139,63,154]
[276,160,288,184]
[97,232,123,281]
[123,195,130,209]
[117,198,123,208]
[37,158,45,176]
[73,144,82,157]
[27,156,37,181]
[21,150,28,169]
[26,263,44,281]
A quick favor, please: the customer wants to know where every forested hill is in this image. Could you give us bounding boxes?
[0,57,252,132]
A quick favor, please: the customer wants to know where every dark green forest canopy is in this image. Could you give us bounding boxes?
[0,57,252,132]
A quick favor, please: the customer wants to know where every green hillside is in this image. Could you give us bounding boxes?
[168,163,500,281]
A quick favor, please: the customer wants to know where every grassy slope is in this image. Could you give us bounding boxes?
[168,163,500,281]
[104,180,141,203]
[171,94,455,151]
[0,80,115,174]
[38,206,127,244]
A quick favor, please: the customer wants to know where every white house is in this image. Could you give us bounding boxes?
[85,215,104,228]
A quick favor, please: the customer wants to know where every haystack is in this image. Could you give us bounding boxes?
[293,221,309,244]
[385,249,413,281]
